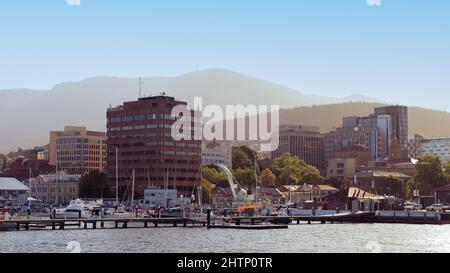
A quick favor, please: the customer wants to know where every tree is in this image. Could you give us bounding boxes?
[232,147,252,169]
[239,146,258,165]
[302,165,325,185]
[324,177,344,190]
[406,178,415,200]
[202,167,228,187]
[260,168,277,187]
[79,171,111,198]
[233,168,256,190]
[444,160,450,180]
[201,178,214,204]
[413,155,446,195]
[1,158,7,172]
[379,176,404,197]
[270,153,324,185]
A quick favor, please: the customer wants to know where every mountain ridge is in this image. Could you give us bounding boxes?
[0,69,448,153]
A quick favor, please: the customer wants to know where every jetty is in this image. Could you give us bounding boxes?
[5,217,207,231]
[229,211,450,225]
[2,210,450,232]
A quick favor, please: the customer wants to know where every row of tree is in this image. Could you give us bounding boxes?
[200,146,325,203]
[67,150,450,202]
[411,155,450,196]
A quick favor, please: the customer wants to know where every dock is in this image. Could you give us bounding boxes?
[2,211,449,232]
[5,217,207,231]
[228,211,450,225]
[209,224,288,230]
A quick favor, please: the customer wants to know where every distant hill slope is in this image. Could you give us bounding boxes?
[280,102,450,137]
[0,69,448,152]
[0,69,383,153]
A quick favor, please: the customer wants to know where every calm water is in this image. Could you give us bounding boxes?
[1,223,450,253]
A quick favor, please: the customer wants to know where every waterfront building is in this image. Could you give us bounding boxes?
[211,187,283,208]
[0,177,30,206]
[5,157,54,181]
[106,95,202,199]
[277,184,339,204]
[27,173,80,204]
[49,126,107,175]
[352,171,410,198]
[310,185,340,202]
[277,184,312,203]
[271,125,325,173]
[324,187,381,211]
[356,160,416,177]
[142,188,178,208]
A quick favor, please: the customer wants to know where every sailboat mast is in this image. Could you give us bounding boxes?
[254,153,259,204]
[131,169,135,204]
[29,168,32,198]
[55,156,59,206]
[115,146,119,205]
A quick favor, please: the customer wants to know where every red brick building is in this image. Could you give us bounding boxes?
[106,95,202,200]
[4,157,54,181]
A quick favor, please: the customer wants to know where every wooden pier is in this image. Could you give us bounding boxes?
[228,211,449,225]
[8,217,207,231]
[4,211,449,232]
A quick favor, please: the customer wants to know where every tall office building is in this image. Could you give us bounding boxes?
[272,125,325,173]
[325,120,386,162]
[49,126,107,175]
[106,95,202,200]
[374,106,409,158]
[325,105,408,164]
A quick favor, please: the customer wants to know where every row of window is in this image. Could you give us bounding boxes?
[107,132,192,140]
[109,113,180,124]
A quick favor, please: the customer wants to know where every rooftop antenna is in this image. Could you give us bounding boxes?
[138,77,143,98]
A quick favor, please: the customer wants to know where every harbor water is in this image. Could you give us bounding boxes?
[1,223,450,253]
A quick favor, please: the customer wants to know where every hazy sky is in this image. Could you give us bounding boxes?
[1,0,449,111]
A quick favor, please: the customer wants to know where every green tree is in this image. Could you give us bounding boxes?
[233,168,256,190]
[406,178,415,199]
[379,176,404,196]
[232,147,252,169]
[302,165,325,185]
[239,146,258,165]
[413,155,446,195]
[260,168,277,187]
[324,177,344,190]
[202,167,228,187]
[270,153,324,185]
[79,171,111,198]
[201,178,214,204]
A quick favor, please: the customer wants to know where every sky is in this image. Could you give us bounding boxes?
[0,0,449,111]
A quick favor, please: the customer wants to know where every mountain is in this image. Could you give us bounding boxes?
[0,69,385,153]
